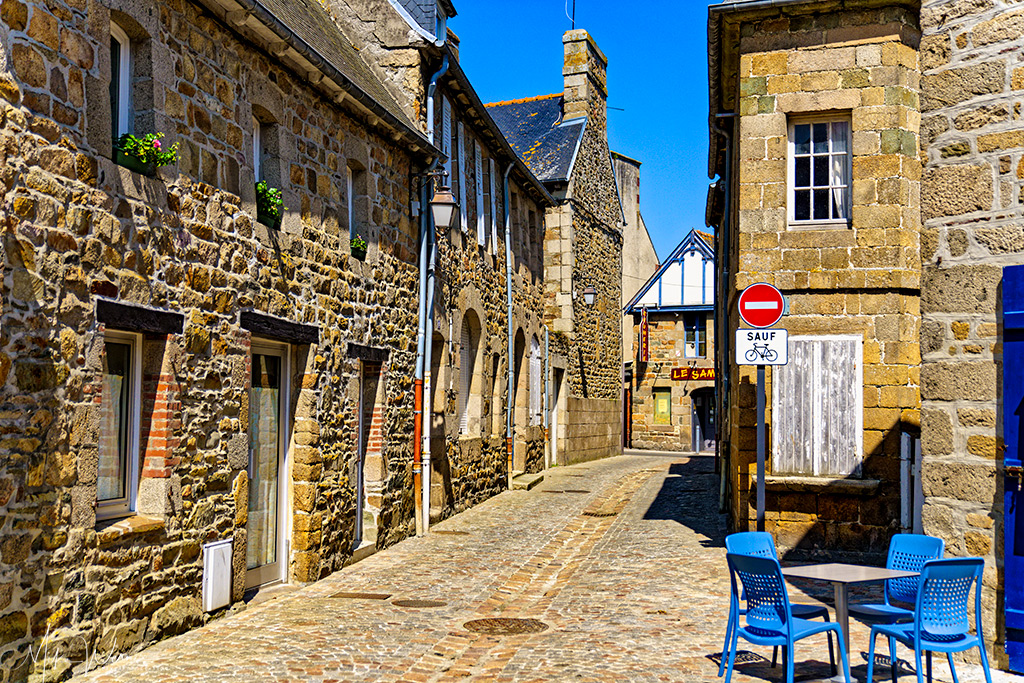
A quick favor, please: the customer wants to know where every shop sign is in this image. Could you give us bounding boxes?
[671,367,716,381]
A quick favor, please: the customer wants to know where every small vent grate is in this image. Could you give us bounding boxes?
[582,511,617,517]
[329,591,392,600]
[393,599,446,608]
[463,618,549,635]
[562,490,591,494]
[433,530,470,536]
[540,490,563,493]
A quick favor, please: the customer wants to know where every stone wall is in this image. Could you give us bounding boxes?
[0,0,426,677]
[918,0,1024,662]
[614,152,658,364]
[723,2,922,557]
[630,313,716,452]
[542,30,624,463]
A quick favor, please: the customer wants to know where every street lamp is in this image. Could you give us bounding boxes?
[582,285,597,306]
[430,184,457,229]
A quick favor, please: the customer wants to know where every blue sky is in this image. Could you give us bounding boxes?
[451,1,716,262]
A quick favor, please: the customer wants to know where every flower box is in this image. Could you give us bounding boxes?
[350,245,367,260]
[114,147,155,176]
[256,207,282,230]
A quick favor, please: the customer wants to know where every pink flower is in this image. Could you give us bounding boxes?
[153,139,161,150]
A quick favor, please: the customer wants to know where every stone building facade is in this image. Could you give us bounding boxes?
[319,0,554,522]
[625,230,717,453]
[488,30,626,466]
[709,0,923,560]
[709,0,1024,668]
[0,0,440,677]
[918,0,1024,669]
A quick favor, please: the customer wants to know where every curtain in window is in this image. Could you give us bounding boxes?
[831,121,850,220]
[98,374,125,501]
[248,354,281,571]
[529,338,541,426]
[459,321,471,434]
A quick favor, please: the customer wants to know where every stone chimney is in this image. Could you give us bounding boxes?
[562,29,608,125]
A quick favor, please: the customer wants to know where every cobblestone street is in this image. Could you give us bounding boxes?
[77,453,1016,683]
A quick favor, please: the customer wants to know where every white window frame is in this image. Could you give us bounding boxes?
[529,337,541,426]
[347,165,355,239]
[475,141,486,248]
[457,122,467,233]
[771,334,864,477]
[489,158,498,250]
[110,23,132,138]
[787,115,852,230]
[253,117,263,182]
[442,96,452,181]
[97,329,142,519]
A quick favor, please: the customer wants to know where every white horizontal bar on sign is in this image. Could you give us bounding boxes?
[743,302,779,310]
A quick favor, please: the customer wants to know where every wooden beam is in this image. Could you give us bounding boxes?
[240,311,319,345]
[96,299,184,335]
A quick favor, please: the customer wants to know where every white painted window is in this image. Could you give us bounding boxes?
[529,336,541,426]
[97,330,142,518]
[475,142,486,248]
[772,335,863,477]
[347,165,355,239]
[457,122,467,233]
[788,117,851,226]
[489,158,498,249]
[459,319,476,435]
[442,96,452,181]
[253,117,263,182]
[110,23,131,139]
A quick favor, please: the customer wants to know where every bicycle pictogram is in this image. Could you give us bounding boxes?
[744,343,778,363]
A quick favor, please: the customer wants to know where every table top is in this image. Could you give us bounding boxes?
[782,562,918,584]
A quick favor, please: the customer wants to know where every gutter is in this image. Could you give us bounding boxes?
[503,163,515,488]
[413,54,449,536]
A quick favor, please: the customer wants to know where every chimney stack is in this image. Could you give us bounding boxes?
[562,29,608,126]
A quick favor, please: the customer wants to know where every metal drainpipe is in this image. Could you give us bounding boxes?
[712,112,736,514]
[413,55,449,537]
[503,164,515,489]
[543,326,550,468]
[422,54,448,534]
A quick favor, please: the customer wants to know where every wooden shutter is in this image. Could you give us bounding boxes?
[529,338,541,425]
[459,321,471,434]
[489,158,498,248]
[475,142,485,247]
[457,122,467,233]
[772,336,862,476]
[442,96,452,179]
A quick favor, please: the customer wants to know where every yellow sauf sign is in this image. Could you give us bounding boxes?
[671,367,716,381]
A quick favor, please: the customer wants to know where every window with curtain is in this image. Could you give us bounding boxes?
[98,331,140,517]
[529,336,541,426]
[789,118,850,225]
[653,388,671,426]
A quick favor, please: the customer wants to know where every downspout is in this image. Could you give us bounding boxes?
[503,164,515,489]
[414,54,449,536]
[712,112,736,514]
[543,326,550,468]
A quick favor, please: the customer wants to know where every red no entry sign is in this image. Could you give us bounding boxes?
[738,283,784,328]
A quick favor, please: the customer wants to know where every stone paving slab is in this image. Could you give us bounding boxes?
[74,454,1021,682]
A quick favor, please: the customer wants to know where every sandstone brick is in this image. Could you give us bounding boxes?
[921,62,1005,110]
[920,361,996,401]
[921,164,993,219]
[971,9,1024,47]
[967,435,997,459]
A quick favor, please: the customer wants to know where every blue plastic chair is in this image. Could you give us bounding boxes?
[719,532,835,677]
[866,558,992,683]
[723,553,851,683]
[850,533,944,681]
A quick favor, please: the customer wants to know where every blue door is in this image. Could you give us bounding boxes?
[1004,264,1024,672]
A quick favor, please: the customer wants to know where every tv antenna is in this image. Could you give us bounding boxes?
[565,0,576,29]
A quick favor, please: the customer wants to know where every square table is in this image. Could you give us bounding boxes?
[782,563,919,682]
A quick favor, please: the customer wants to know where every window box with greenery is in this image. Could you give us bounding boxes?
[350,234,367,260]
[255,180,285,229]
[114,133,178,177]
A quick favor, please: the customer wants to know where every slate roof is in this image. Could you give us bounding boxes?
[485,94,586,184]
[254,0,418,134]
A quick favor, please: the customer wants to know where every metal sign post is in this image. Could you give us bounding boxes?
[735,282,788,534]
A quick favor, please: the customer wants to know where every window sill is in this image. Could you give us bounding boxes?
[787,220,851,231]
[755,475,880,496]
[95,514,165,545]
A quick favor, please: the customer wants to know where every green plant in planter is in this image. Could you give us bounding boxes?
[114,133,179,174]
[350,234,368,259]
[255,180,285,228]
